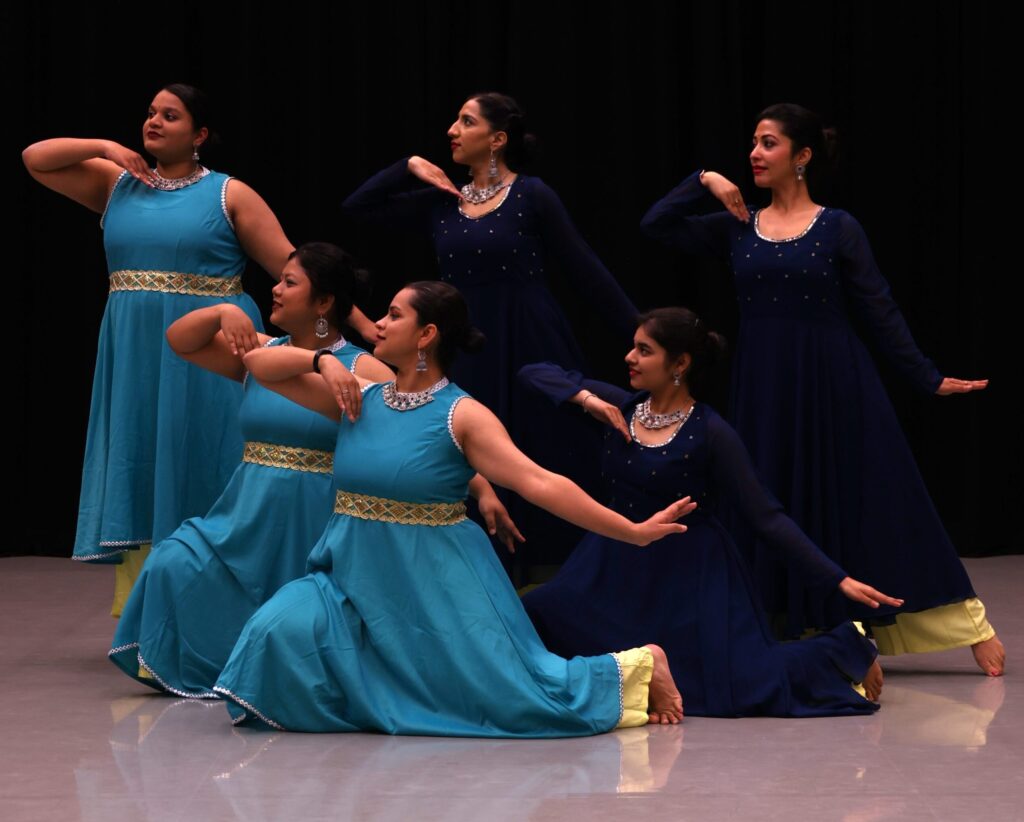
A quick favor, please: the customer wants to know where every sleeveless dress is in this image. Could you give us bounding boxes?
[108,337,366,697]
[343,161,638,570]
[641,172,978,637]
[519,363,877,717]
[74,170,263,562]
[214,382,650,737]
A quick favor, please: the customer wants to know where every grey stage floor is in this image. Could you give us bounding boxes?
[1,556,1022,821]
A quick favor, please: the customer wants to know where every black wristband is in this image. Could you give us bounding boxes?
[312,348,331,374]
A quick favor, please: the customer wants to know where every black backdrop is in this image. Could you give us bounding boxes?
[9,2,1020,558]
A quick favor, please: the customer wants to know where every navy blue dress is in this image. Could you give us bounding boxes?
[519,363,877,718]
[640,172,976,636]
[343,160,638,568]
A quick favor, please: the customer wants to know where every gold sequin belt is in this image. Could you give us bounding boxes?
[242,442,334,474]
[109,269,244,297]
[334,491,467,526]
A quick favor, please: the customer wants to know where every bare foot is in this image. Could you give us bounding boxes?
[862,659,883,702]
[971,634,1005,677]
[644,644,683,725]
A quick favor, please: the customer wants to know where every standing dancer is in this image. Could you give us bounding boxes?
[640,104,1003,675]
[342,92,637,575]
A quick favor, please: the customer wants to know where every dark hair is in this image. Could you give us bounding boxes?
[160,83,219,146]
[636,307,727,398]
[756,103,838,189]
[405,281,485,372]
[468,91,538,170]
[288,242,371,327]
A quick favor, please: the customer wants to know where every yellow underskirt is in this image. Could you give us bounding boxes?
[612,647,654,728]
[870,598,994,655]
[111,544,151,618]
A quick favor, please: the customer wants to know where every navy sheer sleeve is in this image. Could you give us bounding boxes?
[706,413,847,589]
[639,171,739,259]
[341,158,445,231]
[530,180,638,341]
[518,362,634,409]
[837,212,943,394]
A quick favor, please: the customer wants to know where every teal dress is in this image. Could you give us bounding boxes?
[214,383,629,738]
[74,169,263,562]
[109,337,367,697]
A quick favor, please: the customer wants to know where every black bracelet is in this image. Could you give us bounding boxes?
[312,348,331,374]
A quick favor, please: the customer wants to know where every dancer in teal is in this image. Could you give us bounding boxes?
[22,84,297,614]
[215,282,691,736]
[109,243,396,697]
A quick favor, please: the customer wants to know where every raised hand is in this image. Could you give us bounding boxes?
[319,356,362,422]
[700,171,750,223]
[581,394,631,441]
[102,141,157,187]
[408,156,461,198]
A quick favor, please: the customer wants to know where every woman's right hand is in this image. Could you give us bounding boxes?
[407,156,461,198]
[700,171,749,223]
[838,577,904,609]
[102,141,157,187]
[631,497,697,546]
[579,393,630,441]
[319,356,362,422]
[219,305,261,356]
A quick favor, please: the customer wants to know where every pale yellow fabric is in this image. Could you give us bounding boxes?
[870,598,994,655]
[111,544,151,618]
[612,647,654,728]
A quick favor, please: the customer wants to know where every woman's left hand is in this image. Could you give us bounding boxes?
[581,394,631,441]
[477,492,526,553]
[838,577,904,609]
[936,377,989,395]
[219,305,261,356]
[319,356,362,422]
[632,497,697,546]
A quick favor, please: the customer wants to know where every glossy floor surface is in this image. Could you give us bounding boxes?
[2,556,1021,821]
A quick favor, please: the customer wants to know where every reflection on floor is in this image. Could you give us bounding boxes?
[1,556,1021,821]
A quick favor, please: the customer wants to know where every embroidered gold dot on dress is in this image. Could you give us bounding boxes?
[382,377,450,411]
[109,270,243,297]
[242,442,334,474]
[334,491,467,526]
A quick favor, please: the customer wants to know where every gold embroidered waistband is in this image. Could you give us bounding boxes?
[334,491,467,526]
[243,442,334,474]
[109,270,243,297]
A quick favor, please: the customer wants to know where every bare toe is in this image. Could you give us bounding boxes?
[644,644,683,723]
[863,659,884,702]
[972,635,1006,677]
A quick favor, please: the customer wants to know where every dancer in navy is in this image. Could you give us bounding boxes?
[640,104,1003,676]
[342,92,636,574]
[521,308,904,715]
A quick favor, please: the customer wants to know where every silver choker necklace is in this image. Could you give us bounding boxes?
[633,397,694,430]
[460,177,509,205]
[382,377,449,411]
[150,165,210,191]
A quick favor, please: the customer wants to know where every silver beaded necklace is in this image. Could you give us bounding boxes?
[633,396,693,429]
[150,165,210,191]
[629,401,695,449]
[382,376,450,411]
[460,177,509,205]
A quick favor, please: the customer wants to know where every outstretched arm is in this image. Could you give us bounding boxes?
[341,157,448,228]
[708,414,902,608]
[518,362,633,441]
[455,398,694,546]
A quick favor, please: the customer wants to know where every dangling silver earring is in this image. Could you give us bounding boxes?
[416,349,428,372]
[672,372,682,387]
[192,144,201,163]
[488,150,498,182]
[314,313,329,339]
[795,163,805,181]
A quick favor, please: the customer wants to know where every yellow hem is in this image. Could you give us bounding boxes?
[111,544,151,618]
[870,598,995,655]
[612,648,654,728]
